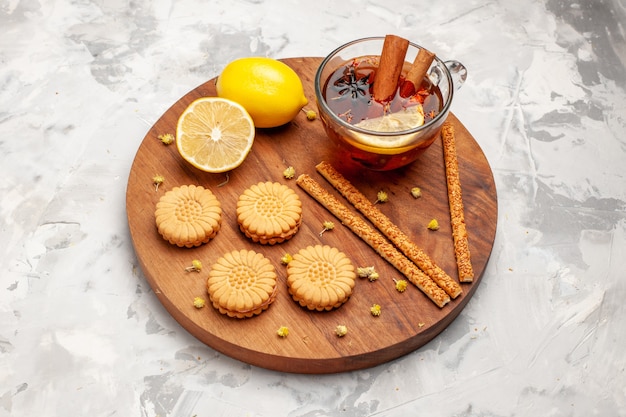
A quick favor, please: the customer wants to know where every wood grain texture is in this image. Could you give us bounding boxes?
[125,57,497,374]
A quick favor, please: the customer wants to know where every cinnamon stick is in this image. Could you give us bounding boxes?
[372,35,409,102]
[400,48,436,98]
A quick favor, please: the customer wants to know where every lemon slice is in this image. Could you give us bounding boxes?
[355,105,425,133]
[176,97,255,173]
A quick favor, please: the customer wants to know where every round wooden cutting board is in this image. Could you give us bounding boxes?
[126,57,497,374]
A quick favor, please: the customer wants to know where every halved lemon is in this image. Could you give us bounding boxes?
[176,97,255,173]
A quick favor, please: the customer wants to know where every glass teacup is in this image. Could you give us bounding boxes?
[315,37,467,171]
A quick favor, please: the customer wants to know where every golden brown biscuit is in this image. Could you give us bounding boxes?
[155,185,221,248]
[207,249,278,318]
[237,182,302,245]
[286,245,356,311]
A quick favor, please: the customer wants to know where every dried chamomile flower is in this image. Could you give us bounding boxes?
[410,187,422,198]
[335,325,348,337]
[157,133,175,145]
[357,266,375,278]
[375,190,388,204]
[394,279,408,293]
[427,219,440,231]
[185,259,203,272]
[302,108,317,120]
[283,166,296,179]
[370,304,381,317]
[152,175,165,191]
[319,220,335,236]
[193,297,206,309]
[280,253,293,265]
[277,326,289,338]
[357,266,379,282]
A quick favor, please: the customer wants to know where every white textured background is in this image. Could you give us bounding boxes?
[1,0,625,416]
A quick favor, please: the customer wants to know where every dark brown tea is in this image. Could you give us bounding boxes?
[320,56,445,170]
[323,56,443,125]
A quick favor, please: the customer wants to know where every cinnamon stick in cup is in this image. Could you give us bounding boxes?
[400,48,436,98]
[372,35,409,102]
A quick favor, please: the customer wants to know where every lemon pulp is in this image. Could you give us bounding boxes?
[352,105,425,149]
[176,97,255,173]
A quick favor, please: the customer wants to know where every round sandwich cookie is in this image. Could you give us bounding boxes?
[236,181,302,245]
[207,249,278,319]
[286,245,356,311]
[155,184,221,248]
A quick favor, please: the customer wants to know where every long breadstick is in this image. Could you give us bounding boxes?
[441,121,474,282]
[296,174,450,308]
[316,161,462,298]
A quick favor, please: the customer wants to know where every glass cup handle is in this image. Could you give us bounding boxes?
[445,60,467,91]
[428,60,467,91]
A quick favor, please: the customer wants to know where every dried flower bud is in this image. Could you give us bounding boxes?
[375,190,388,204]
[427,219,440,231]
[277,326,289,338]
[280,253,293,265]
[335,325,348,337]
[185,259,203,272]
[394,279,408,293]
[370,304,381,317]
[305,109,317,120]
[357,266,376,279]
[193,297,206,308]
[157,133,175,145]
[319,221,335,236]
[152,175,165,191]
[410,187,422,198]
[283,166,296,179]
